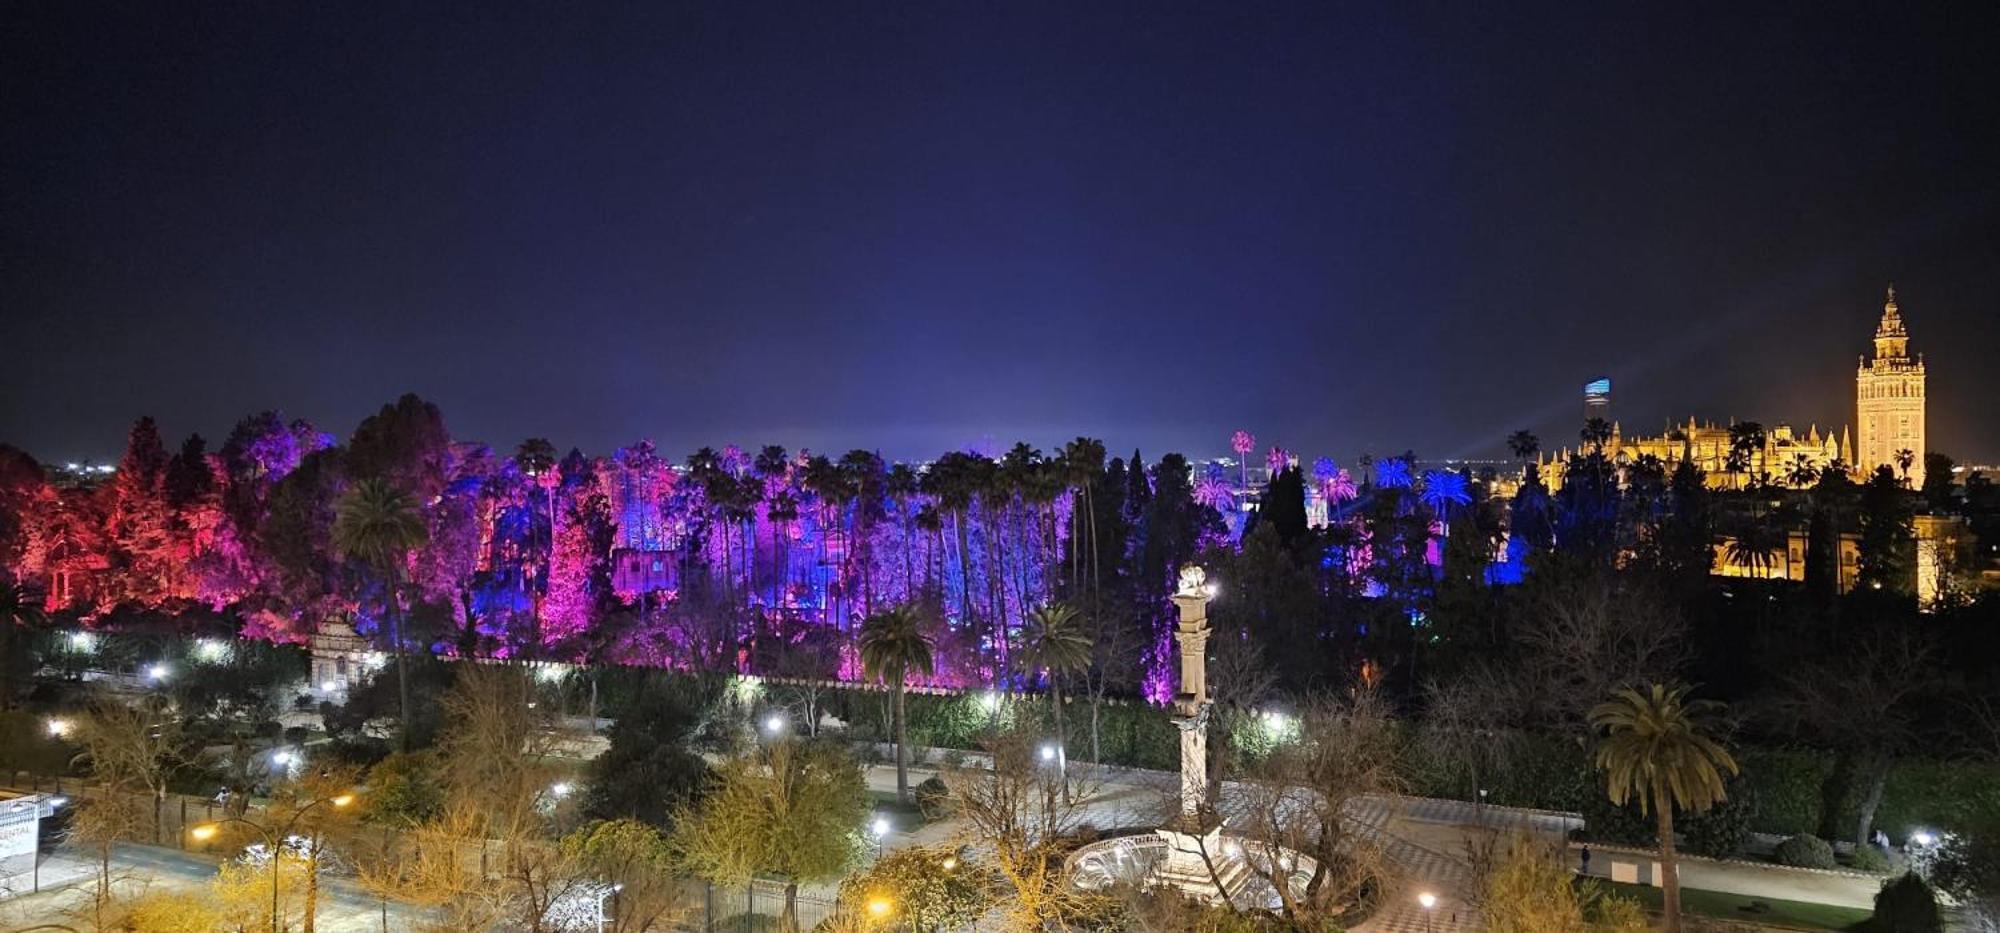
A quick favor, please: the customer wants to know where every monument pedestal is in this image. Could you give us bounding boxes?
[1155,826,1250,904]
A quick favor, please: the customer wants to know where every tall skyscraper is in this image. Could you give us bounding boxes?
[1583,378,1611,422]
[1856,285,1926,488]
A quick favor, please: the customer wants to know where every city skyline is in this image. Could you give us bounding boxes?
[8,290,1984,472]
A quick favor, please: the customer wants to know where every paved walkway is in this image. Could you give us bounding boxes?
[0,843,416,931]
[858,757,1882,931]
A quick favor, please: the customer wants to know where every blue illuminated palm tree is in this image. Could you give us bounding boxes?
[1419,469,1472,520]
[1375,457,1413,489]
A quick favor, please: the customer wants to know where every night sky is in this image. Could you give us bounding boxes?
[5,3,1997,466]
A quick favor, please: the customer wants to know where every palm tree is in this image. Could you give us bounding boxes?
[1784,453,1820,490]
[859,605,935,804]
[1418,469,1472,522]
[1724,522,1785,579]
[1580,418,1614,454]
[1230,430,1255,489]
[0,579,48,710]
[1506,429,1540,464]
[1728,422,1767,489]
[333,478,430,752]
[1019,602,1092,772]
[1590,684,1739,933]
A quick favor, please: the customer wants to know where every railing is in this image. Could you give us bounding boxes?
[683,878,844,931]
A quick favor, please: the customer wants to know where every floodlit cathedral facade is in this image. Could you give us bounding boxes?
[1537,419,1846,491]
[1856,285,1926,488]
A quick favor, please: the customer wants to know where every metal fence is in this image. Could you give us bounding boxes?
[684,877,845,931]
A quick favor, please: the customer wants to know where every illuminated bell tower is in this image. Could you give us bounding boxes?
[1856,285,1926,488]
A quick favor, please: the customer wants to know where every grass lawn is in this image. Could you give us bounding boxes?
[1585,879,1873,931]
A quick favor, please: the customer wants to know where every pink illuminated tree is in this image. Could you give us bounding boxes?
[1231,430,1255,488]
[1265,445,1291,479]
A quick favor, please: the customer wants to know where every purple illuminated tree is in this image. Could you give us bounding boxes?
[1193,464,1235,512]
[1324,468,1358,505]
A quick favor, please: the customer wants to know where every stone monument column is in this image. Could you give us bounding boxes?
[1169,564,1213,828]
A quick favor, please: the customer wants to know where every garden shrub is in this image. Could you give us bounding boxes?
[1867,872,1943,933]
[1738,747,1834,837]
[1681,781,1757,859]
[836,846,987,932]
[1774,833,1838,869]
[913,776,951,821]
[1849,843,1891,873]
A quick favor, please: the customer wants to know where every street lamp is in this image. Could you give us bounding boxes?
[1418,892,1437,933]
[866,896,894,921]
[189,792,357,933]
[594,882,623,932]
[145,663,170,683]
[45,718,71,738]
[763,712,787,736]
[868,815,891,856]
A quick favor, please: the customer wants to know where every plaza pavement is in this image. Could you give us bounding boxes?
[857,757,1880,932]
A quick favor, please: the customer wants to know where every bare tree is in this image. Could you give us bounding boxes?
[1203,628,1277,815]
[1233,690,1404,928]
[1419,673,1520,810]
[943,729,1108,928]
[1767,627,1932,846]
[356,803,511,932]
[437,664,569,851]
[68,694,181,919]
[1079,604,1143,764]
[1514,559,1687,730]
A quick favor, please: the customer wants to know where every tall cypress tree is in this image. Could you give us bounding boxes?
[1856,466,1915,597]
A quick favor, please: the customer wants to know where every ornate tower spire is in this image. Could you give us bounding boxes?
[1857,284,1925,487]
[1872,283,1909,361]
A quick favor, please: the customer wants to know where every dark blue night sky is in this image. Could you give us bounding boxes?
[4,3,1997,464]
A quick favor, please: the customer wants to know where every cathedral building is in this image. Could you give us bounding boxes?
[1536,418,1845,491]
[1856,285,1927,487]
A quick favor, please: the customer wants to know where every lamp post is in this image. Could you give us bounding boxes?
[1418,891,1437,933]
[190,792,356,933]
[594,882,623,932]
[868,815,891,857]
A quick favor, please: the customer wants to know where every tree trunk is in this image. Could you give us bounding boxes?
[1088,692,1102,765]
[305,847,320,933]
[389,564,414,754]
[894,682,911,804]
[1656,788,1682,933]
[782,880,800,933]
[1854,751,1892,848]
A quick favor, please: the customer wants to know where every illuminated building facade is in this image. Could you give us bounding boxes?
[1538,418,1846,491]
[1856,285,1926,488]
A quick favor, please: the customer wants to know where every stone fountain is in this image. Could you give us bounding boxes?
[1064,564,1313,908]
